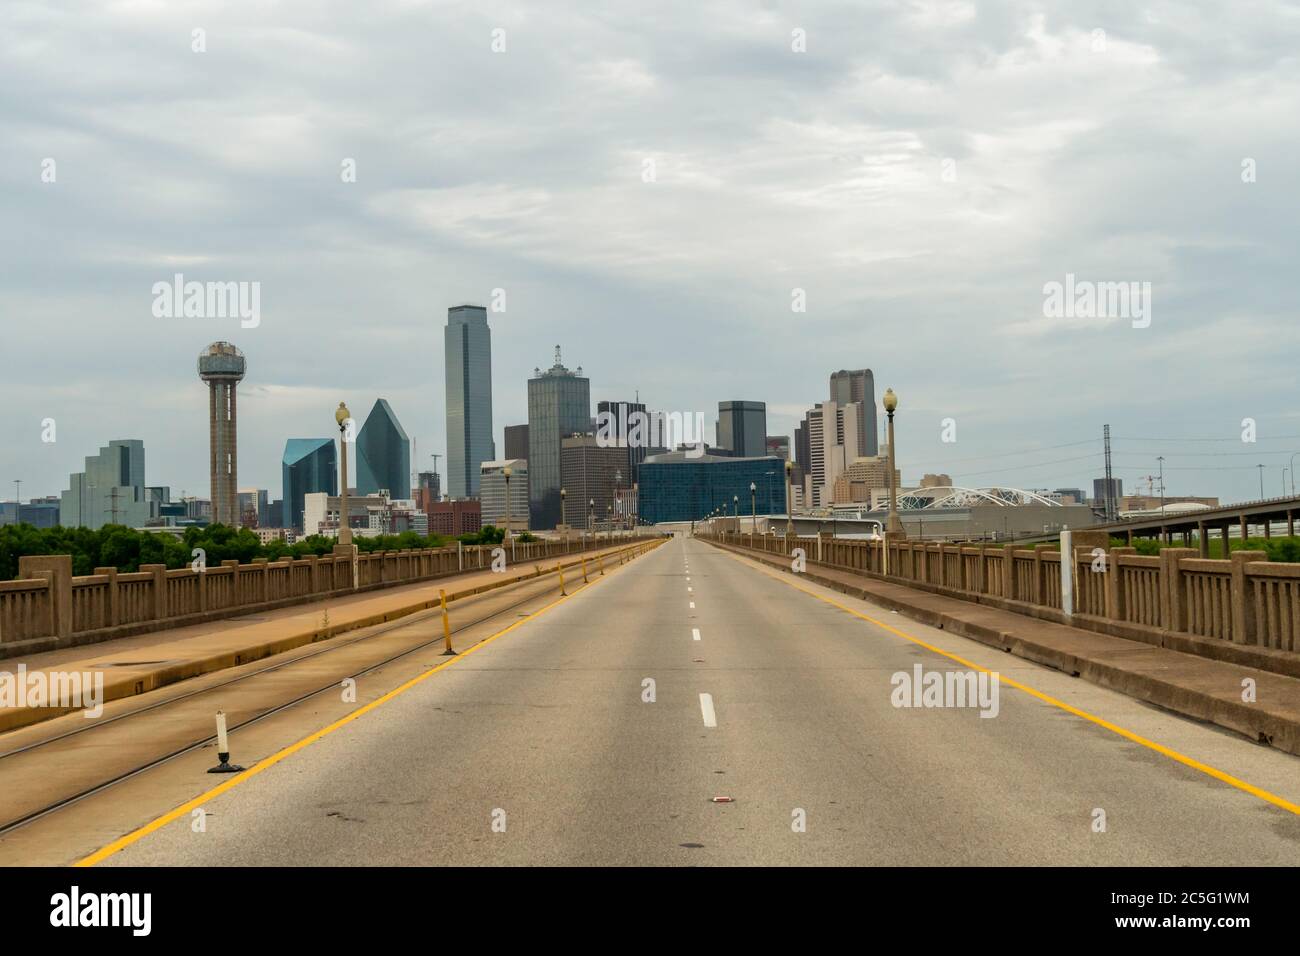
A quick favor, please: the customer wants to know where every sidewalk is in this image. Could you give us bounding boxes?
[709,540,1300,757]
[0,542,651,734]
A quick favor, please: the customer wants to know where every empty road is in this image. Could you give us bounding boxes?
[89,536,1300,866]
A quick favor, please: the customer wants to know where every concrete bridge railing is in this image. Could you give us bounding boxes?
[703,531,1300,676]
[0,533,656,658]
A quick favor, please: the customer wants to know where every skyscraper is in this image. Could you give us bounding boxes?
[504,424,530,461]
[60,439,150,529]
[829,369,877,457]
[282,438,337,532]
[356,398,411,498]
[596,399,648,483]
[716,400,767,458]
[197,342,245,526]
[444,305,495,498]
[527,346,590,529]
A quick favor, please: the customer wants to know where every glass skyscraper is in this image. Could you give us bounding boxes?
[527,347,590,529]
[829,369,877,457]
[716,400,768,458]
[444,305,495,498]
[356,398,411,498]
[282,438,337,532]
[59,439,150,529]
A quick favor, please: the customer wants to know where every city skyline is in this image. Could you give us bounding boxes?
[3,4,1296,508]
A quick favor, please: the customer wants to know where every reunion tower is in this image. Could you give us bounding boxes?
[197,342,245,526]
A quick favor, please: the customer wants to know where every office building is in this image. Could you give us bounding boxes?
[427,499,482,536]
[416,471,440,503]
[638,452,785,524]
[303,491,423,538]
[197,342,245,526]
[356,398,411,499]
[0,497,61,528]
[829,369,878,457]
[1092,477,1124,511]
[504,424,530,462]
[527,346,591,529]
[831,455,901,505]
[715,401,767,458]
[560,434,627,529]
[596,399,649,483]
[801,401,863,508]
[444,305,495,498]
[282,438,337,532]
[765,436,790,461]
[237,488,270,528]
[480,459,529,530]
[59,439,150,529]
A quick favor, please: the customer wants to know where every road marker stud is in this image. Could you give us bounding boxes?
[711,796,734,803]
[207,711,245,774]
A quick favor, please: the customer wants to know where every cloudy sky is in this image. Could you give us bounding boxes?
[2,0,1298,508]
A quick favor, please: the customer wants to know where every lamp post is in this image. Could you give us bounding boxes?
[784,460,794,536]
[503,464,512,547]
[1290,452,1298,497]
[750,481,756,546]
[335,402,353,545]
[589,498,594,534]
[883,388,904,535]
[560,487,568,548]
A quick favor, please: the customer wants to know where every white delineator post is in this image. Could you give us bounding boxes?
[208,710,245,774]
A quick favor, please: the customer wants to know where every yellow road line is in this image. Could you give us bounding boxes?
[76,562,624,867]
[722,548,1300,818]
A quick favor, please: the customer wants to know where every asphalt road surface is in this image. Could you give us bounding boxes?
[99,536,1300,865]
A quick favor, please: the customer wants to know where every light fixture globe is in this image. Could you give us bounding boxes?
[335,402,351,428]
[883,388,898,414]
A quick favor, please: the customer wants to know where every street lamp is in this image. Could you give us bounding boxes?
[589,498,595,533]
[784,460,794,536]
[503,464,513,547]
[335,402,353,545]
[883,388,903,535]
[560,487,568,547]
[750,481,756,546]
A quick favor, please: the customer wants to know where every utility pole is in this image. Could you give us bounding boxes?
[1157,456,1165,515]
[1103,424,1115,521]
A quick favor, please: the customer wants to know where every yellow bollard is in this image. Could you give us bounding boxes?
[599,554,604,575]
[558,563,566,595]
[581,557,589,583]
[440,588,454,655]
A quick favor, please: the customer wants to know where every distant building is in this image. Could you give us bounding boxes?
[560,434,627,529]
[60,439,150,529]
[0,497,61,528]
[303,491,422,538]
[356,398,411,499]
[1054,488,1087,506]
[416,470,440,503]
[1092,477,1124,513]
[596,400,649,483]
[527,346,590,529]
[639,452,785,524]
[504,424,530,462]
[716,401,767,458]
[829,369,877,457]
[480,459,529,530]
[765,436,790,461]
[831,455,901,504]
[801,401,863,508]
[919,474,953,488]
[427,499,482,536]
[444,305,495,498]
[237,488,270,528]
[282,438,337,532]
